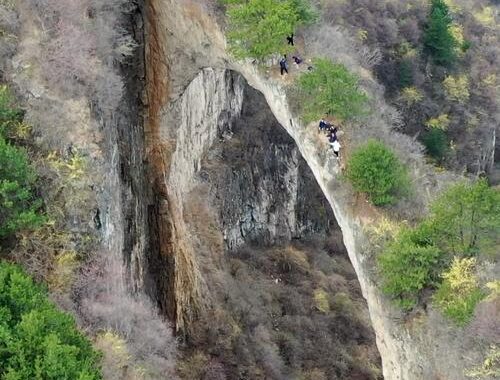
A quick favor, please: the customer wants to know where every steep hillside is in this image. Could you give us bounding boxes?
[1,0,498,379]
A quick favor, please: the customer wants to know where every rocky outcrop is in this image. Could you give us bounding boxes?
[141,0,483,378]
[203,79,335,250]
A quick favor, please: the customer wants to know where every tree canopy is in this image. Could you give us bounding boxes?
[295,58,369,122]
[224,0,315,60]
[0,87,44,238]
[423,0,457,66]
[379,179,500,314]
[0,136,45,239]
[0,261,102,379]
[345,140,409,206]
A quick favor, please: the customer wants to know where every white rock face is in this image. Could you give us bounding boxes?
[166,69,245,206]
[149,1,481,378]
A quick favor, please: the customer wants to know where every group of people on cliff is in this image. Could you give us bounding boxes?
[319,119,341,159]
[279,34,342,160]
[279,34,313,75]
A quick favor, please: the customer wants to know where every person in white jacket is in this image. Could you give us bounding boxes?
[331,140,341,159]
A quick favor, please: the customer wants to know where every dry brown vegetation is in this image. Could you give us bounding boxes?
[76,254,178,379]
[182,176,381,379]
[180,238,381,380]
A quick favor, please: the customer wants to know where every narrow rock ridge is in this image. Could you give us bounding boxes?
[232,62,477,380]
[142,1,479,377]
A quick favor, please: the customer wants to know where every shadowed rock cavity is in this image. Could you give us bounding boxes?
[175,70,382,379]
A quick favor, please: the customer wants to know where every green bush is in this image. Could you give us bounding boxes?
[379,225,442,308]
[379,179,499,313]
[295,58,369,122]
[428,179,500,256]
[224,0,315,60]
[423,0,457,66]
[345,140,410,206]
[421,128,449,162]
[0,85,23,129]
[0,85,44,238]
[0,261,102,379]
[0,135,45,238]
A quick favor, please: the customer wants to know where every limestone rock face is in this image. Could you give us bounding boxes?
[136,1,483,378]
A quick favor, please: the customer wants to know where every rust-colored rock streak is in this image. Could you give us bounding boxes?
[144,0,201,331]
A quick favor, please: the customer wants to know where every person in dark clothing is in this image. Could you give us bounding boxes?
[287,34,294,46]
[292,56,303,64]
[279,55,288,75]
[328,126,338,140]
[319,119,329,131]
[328,128,338,143]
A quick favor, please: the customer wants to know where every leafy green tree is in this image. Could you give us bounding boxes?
[423,0,457,66]
[0,135,45,238]
[0,261,102,379]
[345,140,410,206]
[224,0,315,60]
[379,225,442,309]
[427,179,500,256]
[378,179,500,313]
[295,58,369,122]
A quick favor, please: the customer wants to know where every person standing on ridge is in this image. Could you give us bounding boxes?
[328,126,338,140]
[287,34,294,46]
[319,119,330,131]
[331,139,341,159]
[279,55,289,75]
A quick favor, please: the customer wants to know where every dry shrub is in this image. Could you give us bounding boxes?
[468,297,500,344]
[313,288,330,313]
[301,368,328,380]
[95,331,149,380]
[177,352,209,380]
[202,360,227,380]
[26,0,136,116]
[273,245,311,273]
[76,254,178,379]
[304,25,381,75]
[10,225,67,282]
[0,2,18,70]
[48,250,79,292]
[183,240,381,380]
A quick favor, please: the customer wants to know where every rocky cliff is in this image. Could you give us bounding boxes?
[137,1,487,379]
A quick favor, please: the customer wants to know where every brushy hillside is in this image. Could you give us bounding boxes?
[319,0,499,176]
[0,1,178,378]
[220,0,499,377]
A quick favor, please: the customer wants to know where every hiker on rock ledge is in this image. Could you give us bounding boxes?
[279,55,289,75]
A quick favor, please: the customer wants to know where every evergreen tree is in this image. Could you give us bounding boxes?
[423,0,457,66]
[0,261,102,379]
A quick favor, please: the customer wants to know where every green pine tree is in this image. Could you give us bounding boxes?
[423,0,457,66]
